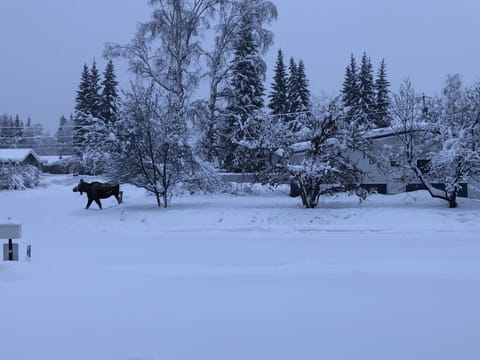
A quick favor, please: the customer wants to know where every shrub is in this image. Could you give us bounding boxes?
[0,163,41,190]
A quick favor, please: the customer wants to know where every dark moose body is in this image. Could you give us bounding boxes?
[73,179,123,209]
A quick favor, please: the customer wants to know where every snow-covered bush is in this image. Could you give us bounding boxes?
[388,76,480,208]
[281,99,366,208]
[0,164,41,190]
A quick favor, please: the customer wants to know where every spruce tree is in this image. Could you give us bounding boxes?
[229,16,265,111]
[74,64,91,155]
[358,52,375,126]
[296,60,311,112]
[75,64,91,116]
[88,60,102,119]
[285,58,311,131]
[342,53,359,109]
[286,57,300,116]
[374,58,391,127]
[13,114,24,142]
[221,13,266,171]
[101,60,119,125]
[0,115,15,147]
[268,49,288,118]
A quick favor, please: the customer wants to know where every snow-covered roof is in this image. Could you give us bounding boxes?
[363,127,397,139]
[0,148,42,163]
[364,122,435,140]
[289,141,311,153]
[39,155,73,164]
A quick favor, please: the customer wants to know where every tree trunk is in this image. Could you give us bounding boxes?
[154,190,162,208]
[298,177,320,208]
[448,191,457,208]
[163,191,168,208]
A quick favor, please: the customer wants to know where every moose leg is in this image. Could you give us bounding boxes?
[86,198,94,209]
[95,199,103,209]
[115,191,123,204]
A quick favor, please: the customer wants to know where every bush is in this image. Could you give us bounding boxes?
[0,164,41,190]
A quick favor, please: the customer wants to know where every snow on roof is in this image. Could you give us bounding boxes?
[289,141,311,153]
[39,155,73,164]
[0,148,41,163]
[364,122,435,140]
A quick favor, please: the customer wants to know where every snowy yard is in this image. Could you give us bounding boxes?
[1,175,480,360]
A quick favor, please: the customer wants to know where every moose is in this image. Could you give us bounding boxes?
[73,179,123,209]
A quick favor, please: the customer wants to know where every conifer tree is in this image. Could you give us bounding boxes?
[229,15,265,111]
[358,52,375,126]
[268,49,288,118]
[73,61,107,168]
[221,13,266,171]
[374,58,391,127]
[101,60,119,126]
[88,60,102,119]
[286,57,300,116]
[82,61,111,174]
[0,114,15,147]
[296,60,311,112]
[285,57,311,131]
[75,64,91,116]
[342,53,359,109]
[73,64,91,155]
[13,114,24,142]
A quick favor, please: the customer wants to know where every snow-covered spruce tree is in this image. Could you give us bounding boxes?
[357,52,375,127]
[199,0,276,163]
[285,57,302,130]
[220,11,267,172]
[73,64,91,157]
[13,114,24,147]
[268,49,288,119]
[284,58,312,133]
[101,60,119,126]
[296,60,311,112]
[0,114,16,148]
[80,60,120,173]
[374,58,391,128]
[73,61,111,175]
[80,115,111,175]
[341,54,360,126]
[88,61,103,119]
[108,82,218,208]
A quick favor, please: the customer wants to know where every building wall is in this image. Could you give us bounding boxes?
[289,134,480,199]
[23,153,43,170]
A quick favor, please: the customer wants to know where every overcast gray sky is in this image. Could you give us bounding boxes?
[1,0,479,132]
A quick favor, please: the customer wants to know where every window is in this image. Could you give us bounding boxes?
[416,159,431,174]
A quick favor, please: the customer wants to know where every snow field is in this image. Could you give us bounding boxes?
[1,175,480,360]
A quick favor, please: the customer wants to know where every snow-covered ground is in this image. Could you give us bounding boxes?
[1,174,480,360]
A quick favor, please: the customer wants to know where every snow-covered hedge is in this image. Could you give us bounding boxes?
[0,164,41,190]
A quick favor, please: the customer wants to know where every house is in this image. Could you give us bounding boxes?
[0,148,43,171]
[288,128,480,199]
[39,155,75,174]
